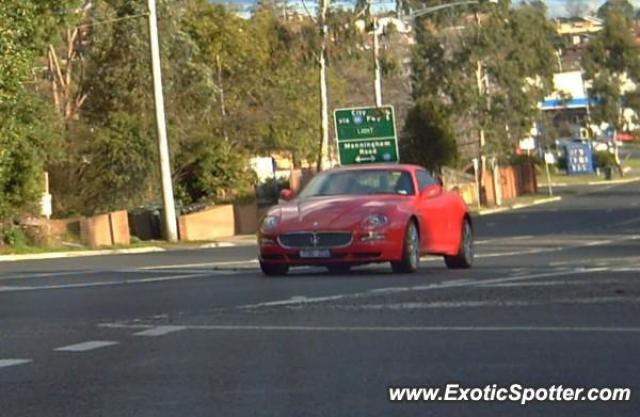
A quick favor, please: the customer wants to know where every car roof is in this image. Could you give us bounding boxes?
[325,163,422,173]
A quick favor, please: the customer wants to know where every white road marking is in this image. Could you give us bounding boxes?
[138,260,259,270]
[339,296,640,310]
[0,270,94,281]
[236,268,607,309]
[442,279,475,285]
[477,248,552,258]
[475,234,640,259]
[133,326,187,337]
[54,341,118,352]
[0,268,200,282]
[480,278,635,288]
[0,272,217,293]
[100,323,640,334]
[475,235,533,245]
[0,247,165,263]
[0,359,32,368]
[585,240,613,246]
[511,235,533,241]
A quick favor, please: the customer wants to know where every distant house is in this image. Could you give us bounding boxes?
[555,16,603,46]
[541,71,590,112]
[354,16,413,43]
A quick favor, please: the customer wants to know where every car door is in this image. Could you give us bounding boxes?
[415,170,451,253]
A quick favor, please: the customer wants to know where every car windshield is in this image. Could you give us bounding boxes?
[298,169,415,197]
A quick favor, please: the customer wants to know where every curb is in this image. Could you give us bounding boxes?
[0,237,258,263]
[540,176,640,188]
[0,246,166,263]
[199,242,238,249]
[476,196,562,216]
[586,177,640,186]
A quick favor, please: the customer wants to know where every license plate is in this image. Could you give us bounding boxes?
[299,249,331,258]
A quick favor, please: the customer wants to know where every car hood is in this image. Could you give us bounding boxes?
[271,195,409,230]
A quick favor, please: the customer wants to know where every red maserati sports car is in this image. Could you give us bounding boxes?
[257,164,473,276]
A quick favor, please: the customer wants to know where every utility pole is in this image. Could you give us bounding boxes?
[366,0,383,107]
[147,0,178,242]
[373,17,382,106]
[367,0,382,107]
[216,54,229,142]
[474,10,486,206]
[317,0,331,171]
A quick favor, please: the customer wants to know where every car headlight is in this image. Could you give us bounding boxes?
[361,214,388,230]
[261,215,280,231]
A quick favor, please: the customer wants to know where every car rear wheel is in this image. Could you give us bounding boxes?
[260,261,290,276]
[391,220,420,274]
[444,218,473,269]
[326,264,351,274]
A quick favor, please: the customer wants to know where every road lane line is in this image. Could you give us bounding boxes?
[475,235,534,245]
[133,326,187,337]
[0,268,196,282]
[480,278,636,288]
[476,234,640,259]
[0,270,95,281]
[54,341,118,352]
[235,268,607,309]
[99,323,640,334]
[138,260,259,270]
[585,240,613,246]
[336,296,640,310]
[0,359,32,368]
[0,272,218,293]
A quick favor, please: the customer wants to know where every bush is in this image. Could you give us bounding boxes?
[75,112,157,215]
[174,137,256,205]
[2,227,29,248]
[593,151,616,169]
[400,99,458,171]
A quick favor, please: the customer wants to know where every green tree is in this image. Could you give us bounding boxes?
[401,98,458,171]
[75,112,157,214]
[582,9,640,175]
[411,1,556,160]
[0,1,63,222]
[597,0,635,23]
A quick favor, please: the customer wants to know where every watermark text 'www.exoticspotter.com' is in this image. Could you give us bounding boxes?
[389,384,632,405]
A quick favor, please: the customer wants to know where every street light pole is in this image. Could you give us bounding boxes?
[373,17,382,107]
[147,0,178,242]
[368,0,382,107]
[317,0,331,171]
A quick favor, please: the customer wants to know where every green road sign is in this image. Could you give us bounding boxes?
[334,106,399,165]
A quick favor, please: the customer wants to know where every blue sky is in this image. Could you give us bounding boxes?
[214,0,640,17]
[546,0,640,17]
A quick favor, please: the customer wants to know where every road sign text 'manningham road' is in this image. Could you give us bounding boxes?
[334,106,399,165]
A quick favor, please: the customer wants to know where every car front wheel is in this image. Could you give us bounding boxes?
[444,218,473,269]
[391,220,420,274]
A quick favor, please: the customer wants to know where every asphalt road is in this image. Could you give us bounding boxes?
[1,181,639,417]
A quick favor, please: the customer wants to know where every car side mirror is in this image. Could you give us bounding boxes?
[279,189,294,201]
[421,184,442,199]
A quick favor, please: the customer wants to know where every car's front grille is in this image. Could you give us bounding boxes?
[278,232,353,249]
